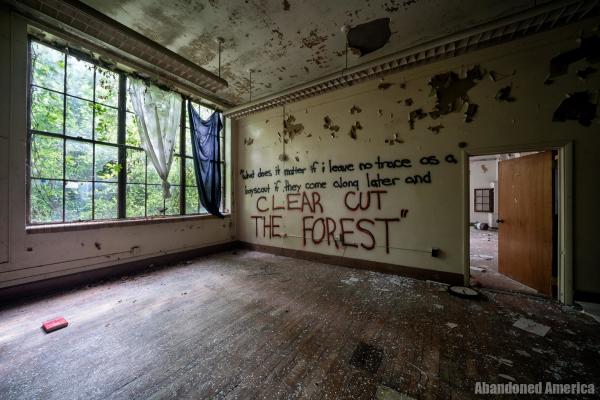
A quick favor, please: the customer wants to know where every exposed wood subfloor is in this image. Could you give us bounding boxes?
[1,251,599,399]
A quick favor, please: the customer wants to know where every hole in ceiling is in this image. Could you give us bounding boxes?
[346,18,391,57]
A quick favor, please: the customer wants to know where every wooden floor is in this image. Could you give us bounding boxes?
[1,250,599,399]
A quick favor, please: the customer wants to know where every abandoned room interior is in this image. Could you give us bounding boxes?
[1,0,600,399]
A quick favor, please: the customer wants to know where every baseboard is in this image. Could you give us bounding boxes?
[239,241,463,285]
[575,290,600,303]
[0,241,237,303]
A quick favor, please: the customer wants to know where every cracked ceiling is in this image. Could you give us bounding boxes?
[81,0,554,106]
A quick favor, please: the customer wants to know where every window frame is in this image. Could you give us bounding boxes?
[26,38,229,228]
[474,188,494,213]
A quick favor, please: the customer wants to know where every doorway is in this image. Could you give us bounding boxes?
[467,151,559,297]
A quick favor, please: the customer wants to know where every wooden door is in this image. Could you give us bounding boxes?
[498,152,553,296]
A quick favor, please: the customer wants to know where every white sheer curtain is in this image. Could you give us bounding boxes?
[128,79,181,198]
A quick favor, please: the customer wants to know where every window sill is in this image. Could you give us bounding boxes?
[26,213,231,234]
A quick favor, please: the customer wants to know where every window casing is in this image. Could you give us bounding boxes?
[474,188,494,213]
[27,39,228,225]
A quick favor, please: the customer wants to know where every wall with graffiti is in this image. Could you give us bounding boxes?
[234,19,600,286]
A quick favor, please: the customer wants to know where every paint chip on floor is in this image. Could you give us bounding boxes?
[513,317,551,337]
[376,385,416,400]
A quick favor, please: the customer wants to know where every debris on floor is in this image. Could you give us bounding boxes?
[498,373,516,381]
[513,317,551,337]
[470,266,487,273]
[376,385,416,400]
[446,322,458,329]
[42,317,68,333]
[474,222,489,230]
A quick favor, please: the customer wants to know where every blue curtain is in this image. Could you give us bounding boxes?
[188,103,224,218]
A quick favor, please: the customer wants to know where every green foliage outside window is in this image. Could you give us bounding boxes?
[28,40,226,224]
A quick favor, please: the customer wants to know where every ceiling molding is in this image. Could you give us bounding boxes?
[224,0,600,119]
[6,0,234,108]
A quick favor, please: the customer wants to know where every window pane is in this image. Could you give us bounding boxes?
[31,87,63,134]
[30,134,63,180]
[126,184,145,218]
[127,149,145,184]
[94,182,118,219]
[185,128,193,157]
[95,144,119,182]
[65,181,92,221]
[174,132,181,155]
[95,68,119,107]
[30,179,63,223]
[126,112,141,147]
[165,186,180,216]
[65,140,93,181]
[31,42,64,92]
[185,186,199,215]
[185,157,196,186]
[146,185,165,216]
[66,96,93,139]
[147,162,161,185]
[66,56,94,100]
[94,105,118,143]
[168,156,180,185]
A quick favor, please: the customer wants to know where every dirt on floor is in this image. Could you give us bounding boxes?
[0,250,599,399]
[470,227,538,295]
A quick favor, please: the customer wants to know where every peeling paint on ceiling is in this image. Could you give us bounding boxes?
[81,0,547,106]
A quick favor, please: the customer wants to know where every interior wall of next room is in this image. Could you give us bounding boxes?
[235,17,600,296]
[469,157,498,227]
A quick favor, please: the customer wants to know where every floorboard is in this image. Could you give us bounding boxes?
[1,250,599,399]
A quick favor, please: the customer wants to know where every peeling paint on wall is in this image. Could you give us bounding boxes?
[495,86,515,102]
[544,35,600,84]
[428,66,483,120]
[553,91,597,127]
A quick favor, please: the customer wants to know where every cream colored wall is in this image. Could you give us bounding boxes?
[469,159,498,226]
[236,18,600,294]
[0,11,235,289]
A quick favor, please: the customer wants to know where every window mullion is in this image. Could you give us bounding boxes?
[117,74,127,219]
[91,66,97,220]
[61,51,67,223]
[180,98,186,215]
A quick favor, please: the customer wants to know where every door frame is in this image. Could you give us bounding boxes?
[461,141,573,304]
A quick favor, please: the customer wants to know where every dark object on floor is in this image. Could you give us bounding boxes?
[350,341,383,374]
[464,103,478,123]
[346,18,391,56]
[552,91,597,127]
[544,35,600,84]
[404,98,413,106]
[378,82,393,90]
[431,247,440,258]
[495,86,515,102]
[475,222,489,230]
[448,286,482,299]
[458,141,468,148]
[577,66,598,80]
[42,317,68,333]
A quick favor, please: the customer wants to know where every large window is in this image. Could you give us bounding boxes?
[28,40,229,224]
